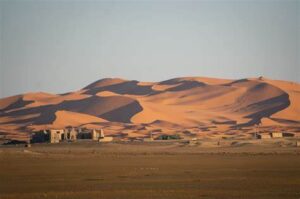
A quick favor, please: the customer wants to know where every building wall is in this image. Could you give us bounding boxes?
[92,129,105,141]
[49,130,64,143]
[259,134,271,139]
[272,132,283,138]
[64,128,77,141]
[92,130,99,141]
[69,129,77,140]
[99,137,113,142]
[46,128,104,143]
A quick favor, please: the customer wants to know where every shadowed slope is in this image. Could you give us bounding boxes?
[100,101,143,123]
[262,79,300,123]
[83,78,127,89]
[0,94,143,129]
[238,93,290,126]
[165,81,206,92]
[0,97,33,112]
[84,79,156,96]
[0,95,23,110]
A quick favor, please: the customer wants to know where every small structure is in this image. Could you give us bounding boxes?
[271,132,283,138]
[49,128,78,143]
[31,131,49,143]
[63,128,77,142]
[157,134,181,140]
[99,137,113,142]
[97,129,113,142]
[188,138,198,145]
[257,133,272,139]
[283,132,295,137]
[253,124,260,139]
[31,128,113,144]
[77,128,92,139]
[296,141,300,147]
[92,129,103,141]
[143,138,153,142]
[49,129,65,143]
[76,128,108,141]
[25,143,31,148]
[256,131,284,139]
[143,132,154,142]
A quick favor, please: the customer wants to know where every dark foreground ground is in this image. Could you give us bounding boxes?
[1,141,300,199]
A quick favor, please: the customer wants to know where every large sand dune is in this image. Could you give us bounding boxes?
[0,76,299,140]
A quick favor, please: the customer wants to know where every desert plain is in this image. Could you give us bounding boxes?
[1,139,300,199]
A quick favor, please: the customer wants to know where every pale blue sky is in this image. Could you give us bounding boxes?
[0,0,299,98]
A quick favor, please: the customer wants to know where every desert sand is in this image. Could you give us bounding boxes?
[0,76,299,141]
[1,141,300,199]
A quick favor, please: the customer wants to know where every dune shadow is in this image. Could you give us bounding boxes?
[100,100,143,123]
[0,98,33,113]
[271,118,300,125]
[236,93,290,127]
[1,95,144,126]
[1,104,57,125]
[223,78,249,86]
[84,81,157,96]
[212,120,237,125]
[166,81,206,92]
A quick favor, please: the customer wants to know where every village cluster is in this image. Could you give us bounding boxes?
[1,123,299,147]
[31,128,113,144]
[28,127,299,144]
[29,128,180,144]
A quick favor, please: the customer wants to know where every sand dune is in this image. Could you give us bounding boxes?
[83,78,127,89]
[31,110,107,130]
[263,79,300,123]
[0,76,299,140]
[0,95,25,110]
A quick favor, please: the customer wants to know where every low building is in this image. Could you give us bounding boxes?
[49,129,65,143]
[257,134,272,139]
[92,129,104,141]
[47,128,78,143]
[77,129,92,139]
[32,129,67,143]
[31,131,49,143]
[188,138,198,145]
[31,128,110,143]
[77,128,103,140]
[99,137,113,142]
[143,133,154,142]
[256,132,284,139]
[271,132,283,138]
[143,138,154,142]
[64,128,77,141]
[156,134,181,140]
[98,129,113,142]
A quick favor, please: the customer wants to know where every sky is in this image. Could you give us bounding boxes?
[0,0,299,98]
